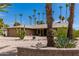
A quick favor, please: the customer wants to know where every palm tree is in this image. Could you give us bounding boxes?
[61,16,65,22]
[66,3,69,19]
[0,3,11,12]
[33,9,36,25]
[0,3,11,8]
[37,12,40,21]
[52,11,54,16]
[19,14,23,25]
[34,17,37,24]
[46,3,55,47]
[33,9,36,14]
[14,14,21,26]
[14,14,17,23]
[0,3,11,29]
[67,3,75,40]
[28,16,32,25]
[4,24,9,28]
[13,22,21,26]
[42,12,45,21]
[32,15,37,25]
[59,6,63,21]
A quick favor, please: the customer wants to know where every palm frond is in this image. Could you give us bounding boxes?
[0,9,8,13]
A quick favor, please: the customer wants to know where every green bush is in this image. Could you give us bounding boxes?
[53,27,76,48]
[0,30,3,35]
[73,30,79,38]
[53,27,67,37]
[16,28,25,40]
[55,35,76,48]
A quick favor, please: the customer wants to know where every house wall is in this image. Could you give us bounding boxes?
[7,28,35,37]
[7,28,57,37]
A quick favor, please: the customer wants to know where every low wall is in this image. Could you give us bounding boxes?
[17,47,79,56]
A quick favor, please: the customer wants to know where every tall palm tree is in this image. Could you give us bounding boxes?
[42,12,45,23]
[0,3,11,12]
[28,16,32,25]
[59,6,63,21]
[14,14,17,23]
[0,3,11,29]
[61,16,65,22]
[33,9,36,15]
[46,3,55,47]
[37,12,40,21]
[33,9,36,25]
[14,14,21,26]
[66,3,69,19]
[52,11,54,16]
[19,14,23,25]
[34,17,37,24]
[13,22,21,26]
[67,3,75,40]
[0,3,11,8]
[42,12,45,20]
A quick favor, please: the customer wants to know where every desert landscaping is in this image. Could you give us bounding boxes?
[0,36,79,56]
[0,36,47,56]
[0,3,79,56]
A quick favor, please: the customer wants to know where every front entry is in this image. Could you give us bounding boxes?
[35,29,47,36]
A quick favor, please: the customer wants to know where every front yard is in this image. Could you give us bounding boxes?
[0,36,47,56]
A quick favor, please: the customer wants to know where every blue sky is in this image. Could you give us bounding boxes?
[0,3,79,30]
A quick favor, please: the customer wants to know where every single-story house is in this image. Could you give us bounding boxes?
[7,22,68,37]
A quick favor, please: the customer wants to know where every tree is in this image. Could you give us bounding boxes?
[65,3,69,19]
[37,12,40,21]
[67,3,75,40]
[36,20,44,24]
[0,3,11,12]
[59,6,63,21]
[19,14,23,25]
[52,11,54,16]
[28,16,32,25]
[33,9,36,25]
[0,4,11,29]
[33,9,36,14]
[34,17,37,24]
[4,24,9,28]
[42,12,45,20]
[61,16,65,21]
[0,18,3,28]
[42,12,45,24]
[0,3,11,9]
[13,22,21,26]
[46,3,55,47]
[14,14,17,24]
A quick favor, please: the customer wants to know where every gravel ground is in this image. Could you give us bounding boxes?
[0,36,79,56]
[0,36,47,56]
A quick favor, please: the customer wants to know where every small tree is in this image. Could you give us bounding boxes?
[16,28,25,40]
[13,22,21,26]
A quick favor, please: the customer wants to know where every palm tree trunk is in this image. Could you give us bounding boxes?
[30,19,31,25]
[67,3,75,40]
[46,3,55,47]
[66,7,67,19]
[65,7,68,23]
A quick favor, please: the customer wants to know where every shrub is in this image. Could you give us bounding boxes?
[55,35,76,48]
[16,28,25,40]
[73,30,79,39]
[53,27,76,48]
[0,30,3,35]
